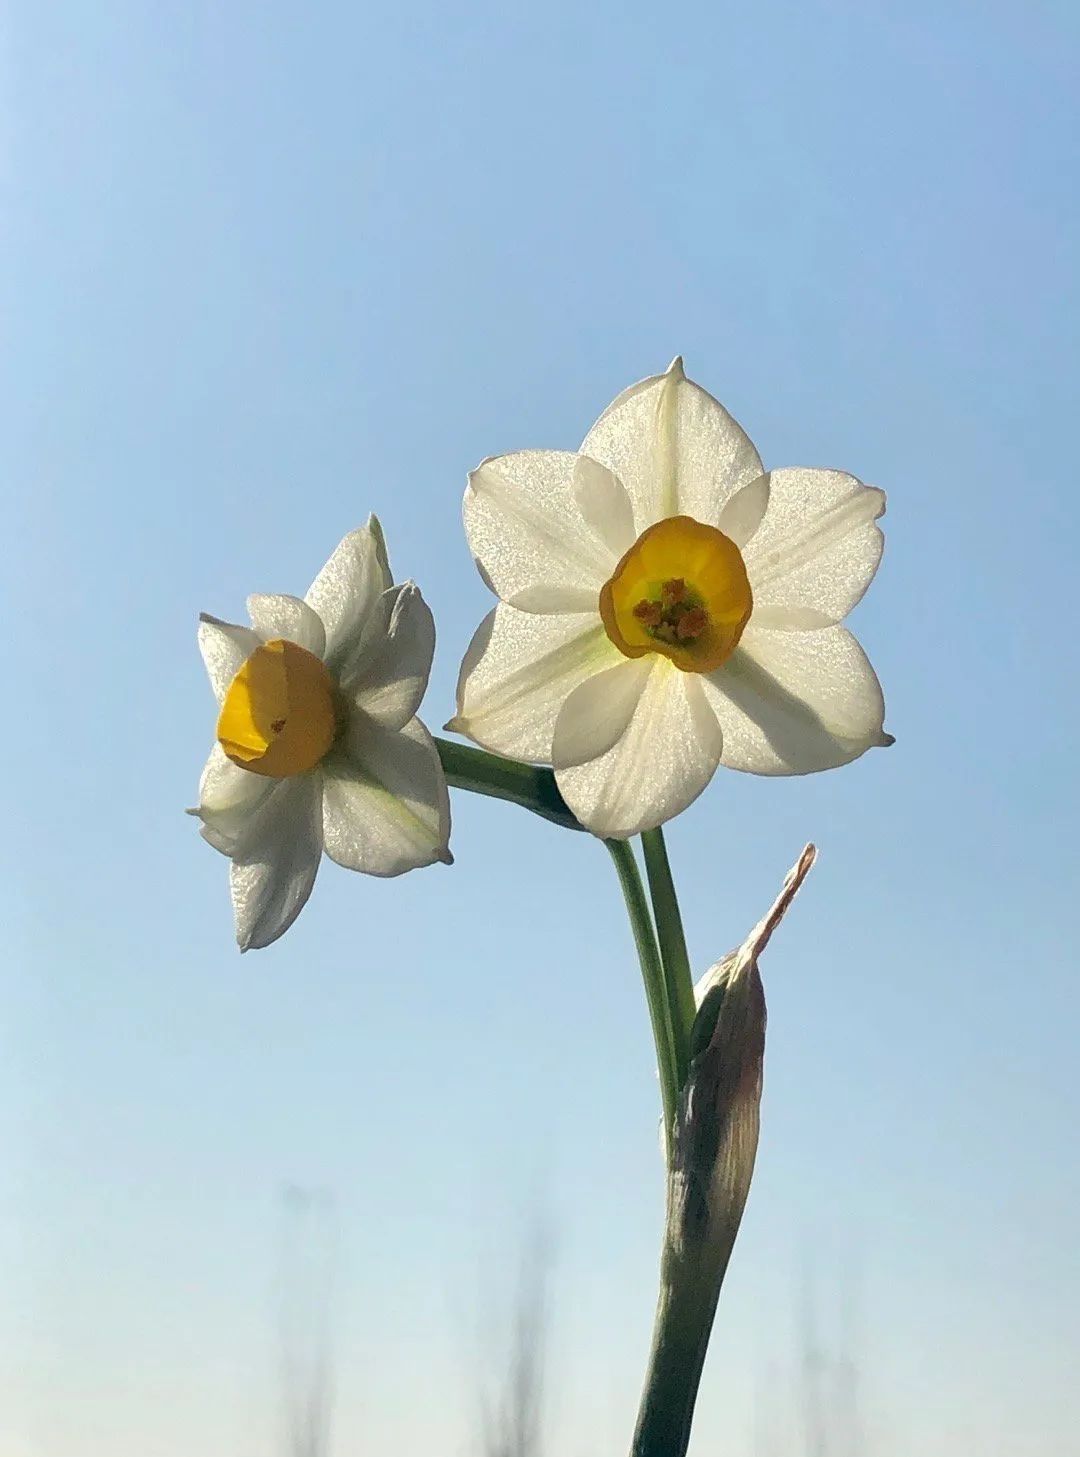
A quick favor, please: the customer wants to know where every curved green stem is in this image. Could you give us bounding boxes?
[605,839,678,1157]
[640,828,696,1093]
[437,736,722,1455]
[435,737,679,1156]
[434,737,581,832]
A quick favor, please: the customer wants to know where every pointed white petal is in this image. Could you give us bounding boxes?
[322,716,451,877]
[464,450,614,613]
[346,582,435,729]
[304,517,393,675]
[748,602,836,631]
[194,743,277,856]
[197,615,260,702]
[742,469,885,626]
[717,474,771,548]
[556,658,723,838]
[246,593,327,656]
[325,582,404,691]
[505,583,602,612]
[703,622,888,775]
[579,359,763,534]
[450,605,619,763]
[572,455,637,559]
[229,775,323,951]
[552,657,652,769]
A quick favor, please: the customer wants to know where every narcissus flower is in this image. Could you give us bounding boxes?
[193,519,451,950]
[450,360,890,838]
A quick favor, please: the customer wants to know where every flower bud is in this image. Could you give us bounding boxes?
[673,843,817,1257]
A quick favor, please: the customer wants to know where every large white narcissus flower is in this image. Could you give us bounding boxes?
[193,519,452,951]
[450,360,890,839]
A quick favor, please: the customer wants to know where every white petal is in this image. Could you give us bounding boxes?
[506,582,601,613]
[197,615,260,702]
[346,582,435,729]
[229,775,323,951]
[326,582,400,689]
[579,358,763,534]
[572,455,637,559]
[551,657,652,769]
[246,593,327,656]
[703,622,888,775]
[304,517,392,675]
[322,716,451,877]
[748,602,836,631]
[464,451,614,613]
[742,469,885,627]
[449,605,619,763]
[193,743,277,856]
[555,657,724,838]
[717,474,771,548]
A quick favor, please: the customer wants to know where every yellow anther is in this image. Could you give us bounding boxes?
[676,606,708,641]
[633,599,664,627]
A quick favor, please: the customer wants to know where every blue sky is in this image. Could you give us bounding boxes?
[4,1,1078,1453]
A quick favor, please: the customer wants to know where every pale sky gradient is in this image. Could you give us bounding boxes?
[4,2,1079,1454]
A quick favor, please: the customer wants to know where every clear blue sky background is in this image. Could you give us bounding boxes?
[4,2,1078,1454]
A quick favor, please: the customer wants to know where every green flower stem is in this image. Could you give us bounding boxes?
[435,737,680,1156]
[434,737,582,832]
[604,839,679,1157]
[631,1236,727,1457]
[436,736,722,1455]
[640,828,696,1093]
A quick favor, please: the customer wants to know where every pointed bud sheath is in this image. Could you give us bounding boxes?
[631,846,817,1457]
[678,843,817,1253]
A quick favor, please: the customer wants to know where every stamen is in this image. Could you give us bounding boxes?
[630,585,711,649]
[676,607,708,641]
[633,599,663,626]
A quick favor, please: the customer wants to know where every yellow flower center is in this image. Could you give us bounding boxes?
[217,639,337,777]
[599,516,753,673]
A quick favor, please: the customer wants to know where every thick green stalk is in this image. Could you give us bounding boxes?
[640,827,696,1093]
[604,839,678,1156]
[434,737,581,832]
[631,1232,731,1457]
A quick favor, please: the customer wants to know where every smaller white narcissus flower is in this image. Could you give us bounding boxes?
[450,359,891,839]
[193,518,452,951]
